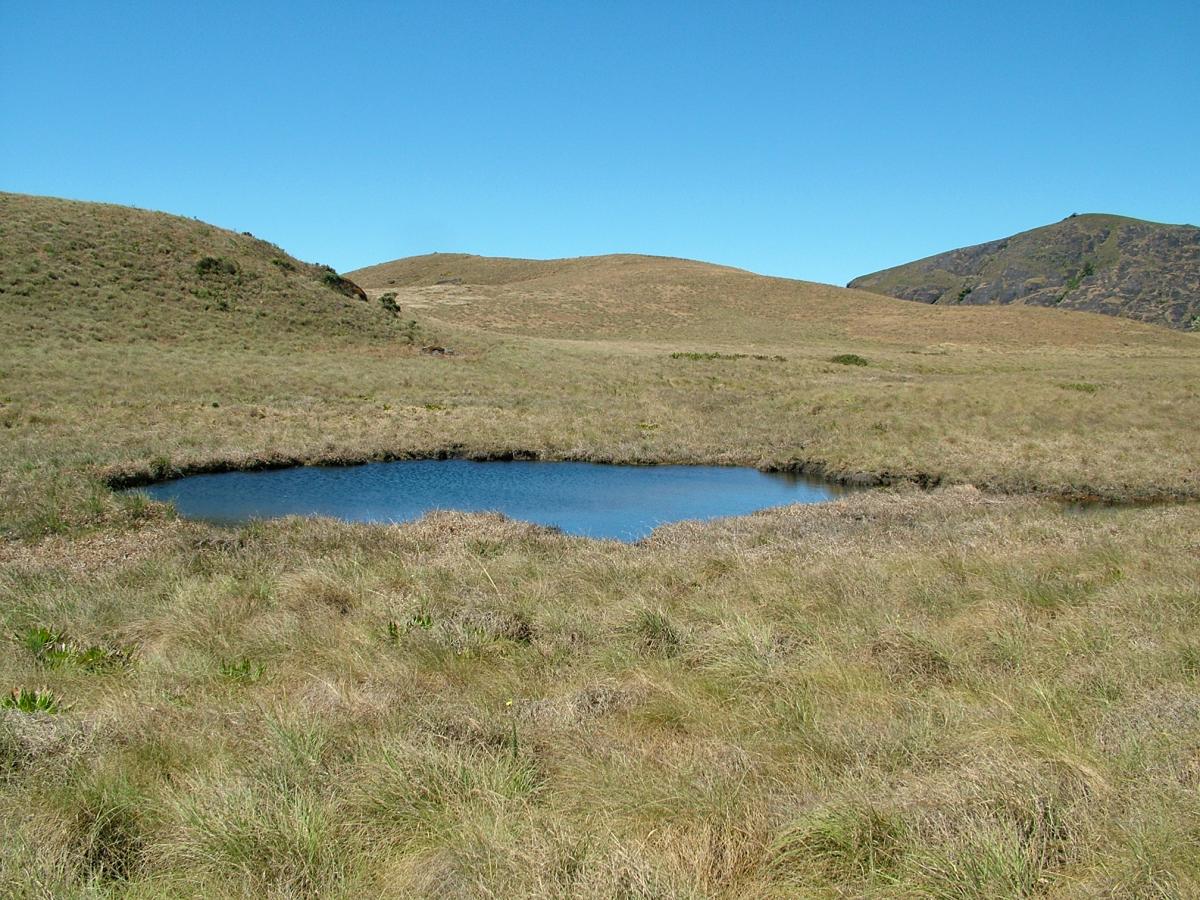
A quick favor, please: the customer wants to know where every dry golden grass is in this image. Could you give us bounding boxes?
[350,251,1197,346]
[2,193,1199,897]
[2,491,1199,896]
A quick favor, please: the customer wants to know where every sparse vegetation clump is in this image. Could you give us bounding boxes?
[830,353,869,366]
[194,255,238,277]
[2,687,63,714]
[319,265,368,301]
[21,626,128,671]
[219,658,265,684]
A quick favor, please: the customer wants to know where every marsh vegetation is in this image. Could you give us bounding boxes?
[1,193,1198,896]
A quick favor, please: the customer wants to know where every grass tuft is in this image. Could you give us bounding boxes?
[771,802,907,883]
[2,688,63,714]
[219,659,265,685]
[628,608,683,657]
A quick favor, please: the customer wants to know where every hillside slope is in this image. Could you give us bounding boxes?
[349,251,1187,348]
[848,214,1200,330]
[0,192,394,348]
[0,194,1196,536]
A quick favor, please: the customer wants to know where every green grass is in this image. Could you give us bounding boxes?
[218,658,265,685]
[2,687,63,713]
[829,352,869,366]
[1,192,1199,895]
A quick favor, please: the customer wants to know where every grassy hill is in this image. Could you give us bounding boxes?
[1,194,1199,896]
[0,192,392,349]
[349,250,1190,346]
[848,213,1200,330]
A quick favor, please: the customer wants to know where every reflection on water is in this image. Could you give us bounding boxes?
[131,460,853,541]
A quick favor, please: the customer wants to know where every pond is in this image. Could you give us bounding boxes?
[131,459,852,541]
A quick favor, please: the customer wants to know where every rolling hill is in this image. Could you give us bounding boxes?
[0,192,390,348]
[348,250,1185,348]
[848,213,1200,330]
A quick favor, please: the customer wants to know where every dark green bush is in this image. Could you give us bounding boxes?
[194,256,238,277]
[830,354,869,366]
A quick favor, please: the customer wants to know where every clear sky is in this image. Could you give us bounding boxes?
[2,1,1197,284]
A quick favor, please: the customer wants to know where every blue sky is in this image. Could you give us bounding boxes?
[2,1,1197,284]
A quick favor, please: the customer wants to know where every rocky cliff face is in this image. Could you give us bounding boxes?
[849,214,1200,330]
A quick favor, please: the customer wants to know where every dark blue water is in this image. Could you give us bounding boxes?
[131,460,849,540]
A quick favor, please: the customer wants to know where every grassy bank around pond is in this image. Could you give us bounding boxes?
[2,488,1199,896]
[3,327,1199,539]
[2,193,1199,896]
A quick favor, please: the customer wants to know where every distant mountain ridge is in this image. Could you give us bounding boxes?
[848,214,1200,330]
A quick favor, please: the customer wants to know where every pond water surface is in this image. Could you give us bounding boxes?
[132,460,851,541]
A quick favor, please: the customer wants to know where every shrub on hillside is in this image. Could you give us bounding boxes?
[194,256,238,277]
[318,266,368,301]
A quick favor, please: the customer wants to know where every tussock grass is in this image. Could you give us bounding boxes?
[1,492,1198,895]
[1,193,1199,895]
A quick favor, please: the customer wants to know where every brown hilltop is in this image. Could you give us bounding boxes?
[349,250,1187,348]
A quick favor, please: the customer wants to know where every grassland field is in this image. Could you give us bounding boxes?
[1,193,1199,897]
